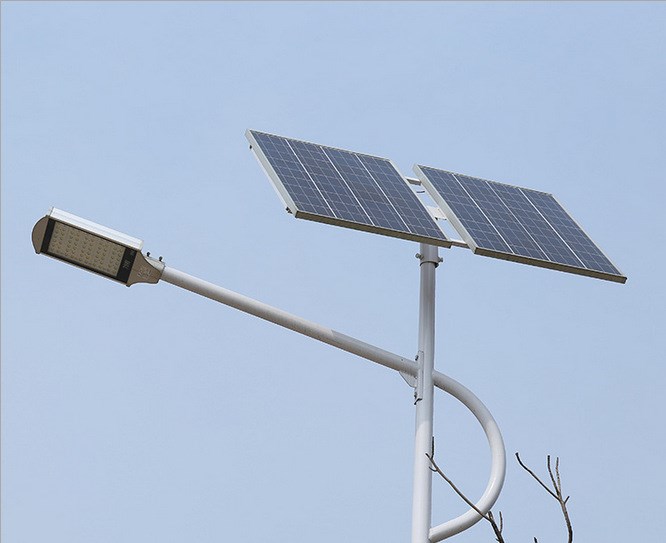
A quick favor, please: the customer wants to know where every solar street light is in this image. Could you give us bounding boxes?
[31,208,164,286]
[32,130,625,543]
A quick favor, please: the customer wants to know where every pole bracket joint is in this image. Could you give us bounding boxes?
[415,252,443,267]
[414,350,425,403]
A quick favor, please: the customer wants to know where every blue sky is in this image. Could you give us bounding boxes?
[2,2,665,542]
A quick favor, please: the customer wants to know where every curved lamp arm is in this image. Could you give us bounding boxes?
[430,370,505,541]
[159,265,505,541]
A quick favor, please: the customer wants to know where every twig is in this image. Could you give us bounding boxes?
[515,453,559,501]
[554,458,574,543]
[516,453,574,543]
[427,453,505,543]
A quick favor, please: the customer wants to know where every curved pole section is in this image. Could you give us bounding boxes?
[430,371,506,541]
[159,266,505,540]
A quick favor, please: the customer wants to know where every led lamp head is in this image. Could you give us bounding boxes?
[32,208,164,286]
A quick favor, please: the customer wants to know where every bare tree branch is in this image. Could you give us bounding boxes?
[554,458,573,543]
[427,452,505,543]
[427,453,488,520]
[515,452,559,501]
[516,453,574,543]
[429,450,575,543]
[547,456,559,495]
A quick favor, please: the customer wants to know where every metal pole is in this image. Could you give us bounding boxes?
[411,243,439,543]
[159,265,417,375]
[158,263,505,540]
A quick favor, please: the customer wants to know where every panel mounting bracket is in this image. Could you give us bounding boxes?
[400,370,417,389]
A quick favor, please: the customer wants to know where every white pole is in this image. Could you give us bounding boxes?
[159,266,416,375]
[411,244,438,543]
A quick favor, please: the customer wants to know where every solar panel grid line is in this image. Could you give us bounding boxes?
[414,164,626,283]
[319,146,404,232]
[362,159,412,231]
[247,130,451,247]
[292,138,415,234]
[349,152,414,233]
[522,190,623,276]
[465,175,623,279]
[246,130,332,218]
[413,166,510,253]
[359,155,450,240]
[474,178,553,263]
[415,169,475,248]
[285,138,373,226]
[477,178,588,269]
[510,189,593,269]
[296,142,416,237]
[425,166,559,261]
[511,186,588,268]
[283,138,340,220]
[449,172,525,258]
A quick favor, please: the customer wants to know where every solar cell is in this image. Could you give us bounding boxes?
[414,165,626,283]
[247,130,450,247]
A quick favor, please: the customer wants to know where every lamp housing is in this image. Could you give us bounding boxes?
[32,208,163,286]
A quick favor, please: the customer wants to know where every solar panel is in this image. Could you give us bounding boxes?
[246,130,451,247]
[414,165,626,283]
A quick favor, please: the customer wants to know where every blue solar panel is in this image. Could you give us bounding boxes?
[415,165,626,283]
[247,130,450,247]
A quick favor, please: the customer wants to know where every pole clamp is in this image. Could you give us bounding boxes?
[415,252,443,267]
[414,350,425,403]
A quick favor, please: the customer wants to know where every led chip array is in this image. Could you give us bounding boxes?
[48,222,125,276]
